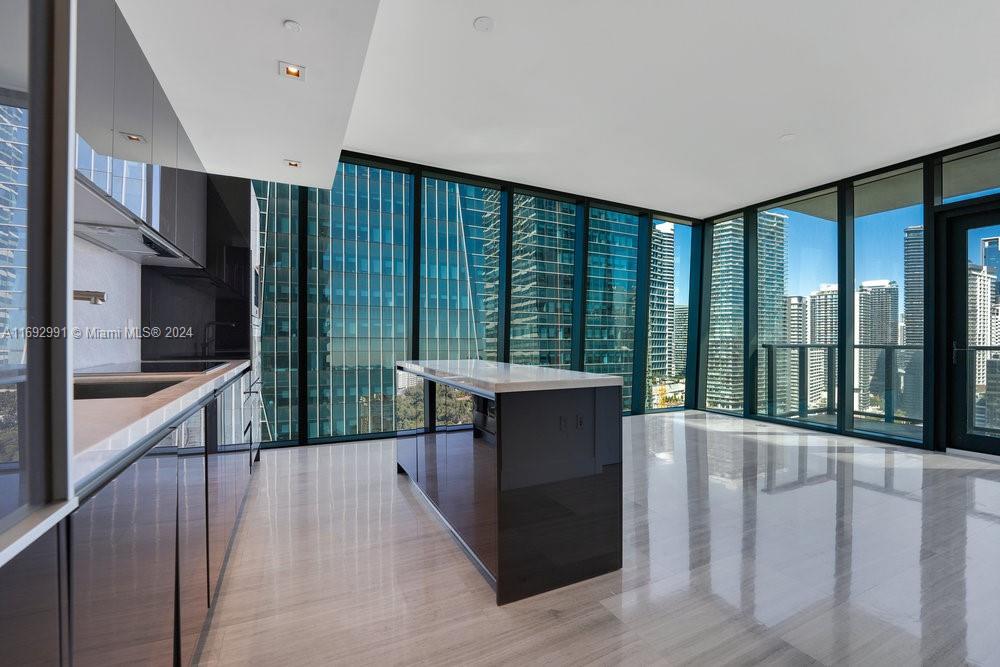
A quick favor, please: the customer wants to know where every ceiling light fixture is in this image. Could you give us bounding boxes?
[473,16,494,32]
[284,159,302,168]
[118,131,147,144]
[279,61,306,80]
[283,19,302,33]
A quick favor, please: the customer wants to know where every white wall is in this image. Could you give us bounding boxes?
[72,238,141,369]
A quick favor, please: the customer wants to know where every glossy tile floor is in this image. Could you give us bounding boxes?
[199,411,1000,666]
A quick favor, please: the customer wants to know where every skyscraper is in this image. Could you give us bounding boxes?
[705,217,744,412]
[982,237,1000,300]
[856,280,899,412]
[786,295,814,407]
[903,226,924,345]
[756,211,788,411]
[899,225,925,421]
[968,264,995,387]
[647,222,675,378]
[510,195,577,368]
[670,304,689,379]
[809,284,838,409]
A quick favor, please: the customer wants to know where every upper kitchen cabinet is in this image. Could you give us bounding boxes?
[74,0,208,267]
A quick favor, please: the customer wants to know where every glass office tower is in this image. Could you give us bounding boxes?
[509,194,576,368]
[584,208,639,411]
[0,104,28,490]
[255,181,299,442]
[419,177,501,361]
[307,164,412,439]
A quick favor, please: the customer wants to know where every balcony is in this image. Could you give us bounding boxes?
[762,343,923,441]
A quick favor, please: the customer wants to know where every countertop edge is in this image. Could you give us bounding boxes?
[395,360,624,395]
[73,360,251,493]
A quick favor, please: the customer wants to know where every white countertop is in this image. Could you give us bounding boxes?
[396,359,623,396]
[73,359,250,487]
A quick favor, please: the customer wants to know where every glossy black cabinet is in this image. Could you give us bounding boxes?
[178,409,208,666]
[396,374,622,605]
[70,431,178,666]
[208,381,251,600]
[0,525,64,666]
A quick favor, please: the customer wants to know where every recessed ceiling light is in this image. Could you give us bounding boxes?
[283,19,302,33]
[279,61,305,80]
[118,131,146,144]
[778,133,797,143]
[473,16,494,32]
[284,159,301,168]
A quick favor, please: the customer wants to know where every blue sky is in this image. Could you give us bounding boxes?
[779,205,922,314]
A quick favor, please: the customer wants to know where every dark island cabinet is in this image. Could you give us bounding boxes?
[396,362,623,605]
[70,430,178,666]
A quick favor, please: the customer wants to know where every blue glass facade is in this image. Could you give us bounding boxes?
[256,181,299,442]
[510,195,576,368]
[307,164,412,438]
[419,177,500,361]
[584,208,639,411]
[256,160,696,443]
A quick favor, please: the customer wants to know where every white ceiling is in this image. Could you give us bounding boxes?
[116,0,379,188]
[344,0,1000,218]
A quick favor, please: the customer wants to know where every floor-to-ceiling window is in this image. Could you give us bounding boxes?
[509,194,576,368]
[704,215,744,413]
[645,219,691,410]
[852,166,923,441]
[584,208,639,411]
[419,177,501,361]
[256,182,299,443]
[755,190,839,427]
[307,163,412,439]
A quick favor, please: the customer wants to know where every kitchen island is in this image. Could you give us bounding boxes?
[395,360,623,604]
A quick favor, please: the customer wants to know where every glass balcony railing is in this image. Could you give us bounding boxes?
[762,342,923,441]
[968,346,1000,436]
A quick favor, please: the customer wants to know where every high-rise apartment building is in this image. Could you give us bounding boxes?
[647,222,675,378]
[785,295,816,406]
[808,284,838,409]
[968,264,996,387]
[903,226,924,346]
[982,237,1000,300]
[510,195,577,368]
[705,218,744,412]
[856,280,900,412]
[670,304,689,379]
[756,211,789,411]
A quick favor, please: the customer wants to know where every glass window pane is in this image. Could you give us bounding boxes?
[584,208,638,412]
[0,1,35,526]
[305,164,412,439]
[755,190,839,427]
[257,182,299,442]
[942,142,1000,204]
[510,194,576,368]
[852,166,923,441]
[419,177,500,361]
[646,219,691,410]
[704,216,744,413]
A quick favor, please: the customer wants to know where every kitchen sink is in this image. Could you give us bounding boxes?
[74,379,183,400]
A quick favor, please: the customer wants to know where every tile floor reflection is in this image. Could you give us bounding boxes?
[199,411,1000,665]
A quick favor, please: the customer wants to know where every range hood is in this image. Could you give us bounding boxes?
[74,171,196,267]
